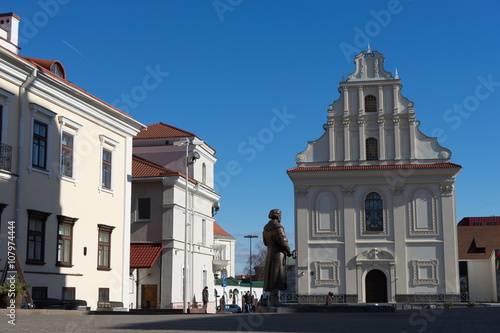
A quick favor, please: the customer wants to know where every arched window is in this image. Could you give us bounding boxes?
[365,192,383,231]
[366,138,378,161]
[365,95,377,112]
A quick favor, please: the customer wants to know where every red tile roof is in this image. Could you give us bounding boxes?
[214,222,234,238]
[132,155,197,184]
[458,217,500,226]
[130,243,163,268]
[13,51,136,120]
[135,122,195,139]
[287,162,462,172]
[23,57,66,79]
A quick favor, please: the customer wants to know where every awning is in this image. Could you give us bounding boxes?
[130,243,163,268]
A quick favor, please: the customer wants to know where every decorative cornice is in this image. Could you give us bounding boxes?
[439,184,454,196]
[390,186,404,195]
[341,186,356,196]
[295,187,309,196]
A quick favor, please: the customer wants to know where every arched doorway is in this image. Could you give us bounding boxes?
[365,269,387,303]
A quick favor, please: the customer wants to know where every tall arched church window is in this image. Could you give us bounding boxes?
[366,138,379,161]
[365,95,377,112]
[365,192,383,231]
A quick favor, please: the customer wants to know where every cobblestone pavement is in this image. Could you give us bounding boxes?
[1,307,500,333]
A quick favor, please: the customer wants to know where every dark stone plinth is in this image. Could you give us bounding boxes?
[256,303,395,313]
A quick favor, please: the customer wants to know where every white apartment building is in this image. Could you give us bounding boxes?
[288,49,461,303]
[130,122,222,312]
[0,12,145,309]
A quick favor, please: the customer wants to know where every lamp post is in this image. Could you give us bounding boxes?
[174,137,201,314]
[244,235,258,301]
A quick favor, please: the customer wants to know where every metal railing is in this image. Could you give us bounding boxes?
[459,292,491,303]
[414,293,461,303]
[279,293,345,304]
[0,143,12,172]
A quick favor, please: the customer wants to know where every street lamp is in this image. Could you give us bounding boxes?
[174,137,202,314]
[244,235,258,300]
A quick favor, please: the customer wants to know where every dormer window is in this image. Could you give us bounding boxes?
[365,95,377,112]
[51,63,65,78]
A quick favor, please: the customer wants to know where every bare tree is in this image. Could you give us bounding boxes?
[245,241,266,281]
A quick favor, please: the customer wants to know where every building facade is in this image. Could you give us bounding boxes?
[130,123,221,311]
[213,221,236,279]
[0,12,145,309]
[457,217,500,302]
[287,49,461,303]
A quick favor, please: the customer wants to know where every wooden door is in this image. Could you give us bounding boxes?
[141,284,158,309]
[365,269,388,303]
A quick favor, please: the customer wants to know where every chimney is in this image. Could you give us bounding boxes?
[0,12,21,54]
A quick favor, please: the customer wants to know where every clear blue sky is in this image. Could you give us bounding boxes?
[5,0,500,275]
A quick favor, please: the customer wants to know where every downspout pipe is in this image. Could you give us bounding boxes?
[16,68,37,246]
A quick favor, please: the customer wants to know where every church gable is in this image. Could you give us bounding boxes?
[295,48,451,166]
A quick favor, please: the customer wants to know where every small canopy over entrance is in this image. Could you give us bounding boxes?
[355,248,395,303]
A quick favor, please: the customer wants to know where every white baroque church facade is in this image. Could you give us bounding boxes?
[287,49,462,303]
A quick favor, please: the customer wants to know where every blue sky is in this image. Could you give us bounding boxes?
[5,0,500,275]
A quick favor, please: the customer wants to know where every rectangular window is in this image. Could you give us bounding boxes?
[61,132,74,178]
[102,149,112,189]
[137,198,151,221]
[97,224,114,270]
[26,210,50,265]
[98,288,109,302]
[62,287,75,300]
[32,120,48,169]
[57,215,77,267]
[487,222,496,226]
[31,287,48,299]
[202,219,207,246]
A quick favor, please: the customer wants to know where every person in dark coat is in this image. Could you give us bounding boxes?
[202,286,209,308]
[263,209,292,307]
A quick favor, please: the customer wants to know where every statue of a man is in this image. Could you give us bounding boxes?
[263,209,292,307]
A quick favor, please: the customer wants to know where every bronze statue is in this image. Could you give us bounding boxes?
[263,209,292,307]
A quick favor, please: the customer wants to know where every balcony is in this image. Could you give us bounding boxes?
[213,244,229,272]
[0,143,14,182]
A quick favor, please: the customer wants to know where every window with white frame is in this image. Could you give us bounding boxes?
[99,135,119,192]
[0,88,14,144]
[58,116,82,181]
[29,104,56,174]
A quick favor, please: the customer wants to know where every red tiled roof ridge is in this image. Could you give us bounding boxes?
[135,122,196,139]
[0,46,136,120]
[130,243,163,268]
[287,162,462,172]
[214,221,234,238]
[133,154,174,174]
[132,155,197,184]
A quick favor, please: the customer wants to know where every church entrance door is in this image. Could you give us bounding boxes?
[365,269,387,303]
